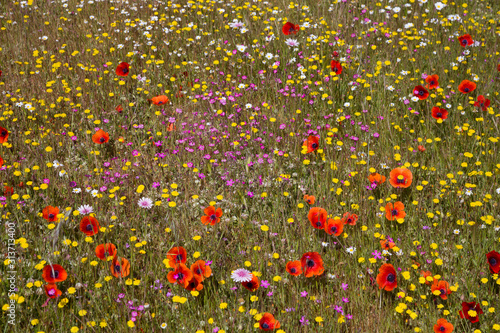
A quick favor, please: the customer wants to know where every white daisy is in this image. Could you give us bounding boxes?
[161,323,167,329]
[285,39,299,47]
[73,188,82,194]
[138,197,153,209]
[231,268,252,282]
[346,246,356,254]
[78,204,93,215]
[91,189,99,197]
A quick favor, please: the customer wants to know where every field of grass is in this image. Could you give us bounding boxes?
[1,0,500,332]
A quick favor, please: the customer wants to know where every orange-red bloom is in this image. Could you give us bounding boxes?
[0,154,3,168]
[433,318,454,333]
[201,206,223,225]
[413,85,429,100]
[191,260,212,279]
[167,246,187,267]
[377,263,397,291]
[459,301,483,323]
[259,313,280,331]
[432,280,452,300]
[421,270,433,285]
[79,216,100,236]
[116,62,130,76]
[303,135,319,153]
[115,104,123,113]
[458,34,473,47]
[385,201,406,221]
[368,172,386,185]
[308,207,327,229]
[0,126,8,143]
[185,275,204,291]
[151,95,169,105]
[418,145,426,152]
[330,60,342,75]
[303,194,315,205]
[486,250,500,273]
[286,260,303,276]
[325,218,343,236]
[42,264,67,283]
[95,243,117,261]
[44,284,62,299]
[42,206,60,222]
[241,273,260,292]
[110,257,130,278]
[425,74,439,89]
[458,80,476,94]
[301,252,324,277]
[342,212,358,226]
[380,238,395,250]
[389,168,413,189]
[282,22,299,35]
[431,107,448,120]
[4,186,13,196]
[167,263,193,288]
[474,95,490,111]
[92,129,109,144]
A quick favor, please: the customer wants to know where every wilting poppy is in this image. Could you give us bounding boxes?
[332,51,339,58]
[380,238,395,250]
[185,275,204,291]
[201,206,223,225]
[110,257,131,278]
[376,263,397,291]
[458,80,476,94]
[342,212,358,226]
[191,260,212,279]
[474,95,490,111]
[286,260,303,276]
[425,74,439,89]
[413,85,429,100]
[458,34,473,47]
[431,107,448,120]
[79,216,100,236]
[44,284,62,299]
[166,246,187,267]
[433,318,454,333]
[167,263,193,288]
[330,60,343,75]
[486,250,500,273]
[303,194,315,205]
[282,22,299,35]
[42,205,60,222]
[368,172,386,185]
[166,123,176,131]
[303,135,319,153]
[0,126,8,143]
[95,243,117,261]
[498,64,500,72]
[418,145,426,152]
[42,264,67,283]
[421,270,433,285]
[301,252,324,277]
[4,186,13,196]
[91,129,109,144]
[385,202,406,221]
[459,301,483,323]
[241,273,260,292]
[308,207,327,229]
[325,218,344,236]
[432,280,452,300]
[259,313,280,331]
[389,167,413,189]
[115,62,130,76]
[151,95,169,105]
[115,104,123,113]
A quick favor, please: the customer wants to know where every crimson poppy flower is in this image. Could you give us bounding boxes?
[498,64,500,72]
[301,252,324,277]
[330,60,342,75]
[185,275,204,291]
[42,205,59,222]
[115,105,123,113]
[42,264,67,283]
[286,260,303,276]
[307,207,327,229]
[167,263,193,288]
[418,145,426,152]
[0,126,8,143]
[474,95,490,111]
[44,284,62,299]
[458,34,473,47]
[282,22,299,35]
[325,218,344,236]
[385,201,406,221]
[303,135,319,153]
[342,212,358,226]
[389,167,413,188]
[486,250,500,273]
[376,263,397,291]
[201,206,223,225]
[259,313,280,331]
[413,85,429,100]
[380,239,395,250]
[4,186,13,196]
[458,80,476,94]
[431,280,452,300]
[167,246,187,267]
[110,257,130,278]
[431,107,448,120]
[91,129,109,144]
[115,62,130,76]
[459,301,483,323]
[303,194,315,205]
[79,216,100,236]
[425,74,439,89]
[368,172,386,185]
[241,273,260,292]
[433,318,453,333]
[332,51,339,58]
[191,260,212,279]
[95,243,117,261]
[0,154,3,168]
[151,95,169,105]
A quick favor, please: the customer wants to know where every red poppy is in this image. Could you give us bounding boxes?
[431,280,452,300]
[303,135,319,153]
[301,252,324,277]
[425,74,439,89]
[486,250,500,273]
[95,243,117,261]
[389,167,413,189]
[385,201,406,221]
[4,186,13,196]
[459,301,483,323]
[368,172,386,185]
[282,22,299,35]
[110,257,130,278]
[115,105,123,113]
[474,95,490,111]
[413,85,429,100]
[418,145,426,152]
[307,207,327,229]
[166,246,187,267]
[79,216,100,236]
[421,270,433,285]
[286,260,303,276]
[201,206,223,225]
[151,95,169,105]
[115,62,130,76]
[330,60,343,75]
[44,284,62,299]
[0,154,3,168]
[42,205,59,222]
[191,260,212,279]
[458,34,473,47]
[498,64,500,72]
[332,51,339,58]
[325,218,344,236]
[433,318,454,333]
[342,212,358,226]
[42,264,68,283]
[185,275,204,291]
[376,263,397,291]
[241,273,260,292]
[0,126,8,143]
[91,129,109,144]
[303,194,315,205]
[259,313,280,331]
[458,80,476,94]
[167,263,193,288]
[380,239,395,250]
[431,107,448,120]
[166,123,176,131]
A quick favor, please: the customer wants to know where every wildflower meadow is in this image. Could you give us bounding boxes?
[1,0,500,332]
